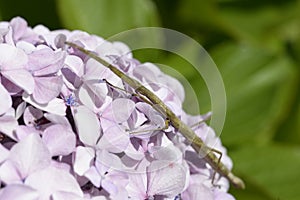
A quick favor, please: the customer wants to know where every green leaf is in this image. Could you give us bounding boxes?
[230,144,300,199]
[56,0,159,38]
[210,43,298,146]
[219,1,300,51]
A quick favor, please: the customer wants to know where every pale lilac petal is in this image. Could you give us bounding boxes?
[2,69,35,94]
[78,82,108,111]
[15,126,40,141]
[10,17,28,41]
[108,185,128,200]
[102,179,118,195]
[147,160,187,198]
[152,145,182,162]
[214,190,235,200]
[182,184,214,200]
[23,93,66,116]
[72,106,100,146]
[100,99,135,130]
[73,146,95,176]
[42,124,76,156]
[16,40,36,54]
[33,76,63,104]
[123,143,145,162]
[0,108,18,140]
[133,63,161,83]
[52,191,85,200]
[65,55,84,77]
[0,43,28,69]
[44,113,70,127]
[25,166,83,199]
[95,150,124,173]
[0,83,12,115]
[0,184,39,200]
[164,75,185,103]
[27,47,64,74]
[0,144,9,163]
[15,101,26,119]
[85,166,101,187]
[0,75,23,95]
[50,160,71,172]
[126,173,147,199]
[84,58,123,89]
[91,196,109,200]
[111,98,135,123]
[9,134,51,179]
[97,125,129,153]
[23,106,43,126]
[0,160,22,184]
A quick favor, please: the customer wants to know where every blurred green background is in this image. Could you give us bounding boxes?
[0,0,299,199]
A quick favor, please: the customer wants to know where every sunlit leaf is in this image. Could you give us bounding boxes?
[230,144,300,199]
[56,0,159,38]
[210,43,298,146]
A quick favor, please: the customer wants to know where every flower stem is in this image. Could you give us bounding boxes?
[65,41,245,189]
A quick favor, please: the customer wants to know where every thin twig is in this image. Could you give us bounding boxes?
[65,41,245,189]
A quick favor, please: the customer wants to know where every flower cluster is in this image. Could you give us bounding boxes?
[0,17,235,200]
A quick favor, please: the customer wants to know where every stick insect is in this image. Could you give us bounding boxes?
[65,41,245,189]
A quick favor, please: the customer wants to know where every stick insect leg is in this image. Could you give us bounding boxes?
[103,79,154,106]
[190,112,212,128]
[208,147,223,188]
[129,118,170,135]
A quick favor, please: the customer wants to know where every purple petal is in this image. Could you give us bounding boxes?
[27,47,65,75]
[146,160,187,198]
[91,196,109,200]
[15,102,26,120]
[0,83,12,115]
[95,150,124,174]
[133,63,160,83]
[33,76,63,104]
[44,113,71,128]
[102,179,118,195]
[52,191,85,200]
[214,190,235,200]
[15,126,40,141]
[84,166,101,187]
[78,82,108,111]
[23,106,43,127]
[164,75,185,103]
[64,55,84,77]
[84,58,123,89]
[181,184,214,200]
[0,144,9,163]
[0,160,22,184]
[73,146,95,176]
[2,69,35,94]
[42,124,76,156]
[126,173,147,199]
[25,166,83,199]
[101,98,135,124]
[0,184,39,200]
[0,75,23,95]
[0,108,18,140]
[0,43,28,69]
[23,93,66,116]
[72,106,100,146]
[152,145,182,162]
[97,125,129,153]
[9,134,51,179]
[10,17,28,41]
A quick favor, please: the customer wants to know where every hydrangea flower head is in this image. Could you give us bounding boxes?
[0,17,237,200]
